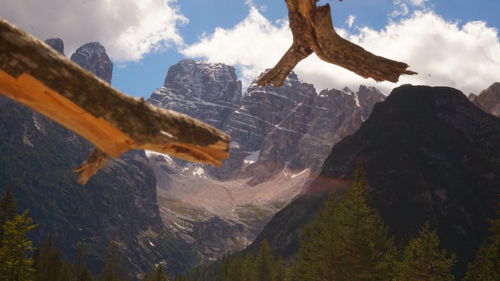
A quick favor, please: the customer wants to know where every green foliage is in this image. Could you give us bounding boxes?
[0,188,17,222]
[149,265,169,281]
[464,202,500,281]
[0,210,38,281]
[75,243,95,281]
[184,262,212,281]
[214,252,256,281]
[0,188,97,281]
[101,242,121,281]
[255,241,274,281]
[34,236,68,281]
[393,223,456,281]
[292,165,394,281]
[241,253,256,281]
[0,188,17,246]
[80,268,95,281]
[274,259,289,281]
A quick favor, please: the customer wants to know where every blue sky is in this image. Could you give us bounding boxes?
[1,0,499,96]
[115,0,500,97]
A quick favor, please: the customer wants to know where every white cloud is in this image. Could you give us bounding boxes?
[182,8,500,95]
[0,0,187,61]
[410,0,429,7]
[182,7,291,88]
[391,0,410,18]
[391,0,431,19]
[346,15,356,28]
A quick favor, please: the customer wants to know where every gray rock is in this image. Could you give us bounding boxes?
[469,82,500,117]
[149,59,242,130]
[44,38,64,55]
[220,72,317,180]
[70,42,113,83]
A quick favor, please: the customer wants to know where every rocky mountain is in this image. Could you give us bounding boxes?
[44,38,64,55]
[0,44,389,270]
[469,82,500,117]
[70,42,113,83]
[0,40,195,276]
[149,59,242,130]
[147,151,309,262]
[147,60,385,261]
[249,85,500,277]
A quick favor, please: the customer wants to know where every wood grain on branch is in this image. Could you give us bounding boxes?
[258,0,417,87]
[0,18,230,184]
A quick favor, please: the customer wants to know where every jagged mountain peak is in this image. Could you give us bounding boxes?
[150,60,242,130]
[341,86,355,95]
[469,82,500,117]
[164,59,241,96]
[246,71,313,98]
[44,38,64,55]
[70,42,113,83]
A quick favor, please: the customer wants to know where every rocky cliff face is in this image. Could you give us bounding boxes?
[44,38,64,55]
[149,60,242,130]
[70,42,113,83]
[469,82,500,117]
[0,41,195,275]
[218,72,317,180]
[250,85,500,277]
[148,60,386,261]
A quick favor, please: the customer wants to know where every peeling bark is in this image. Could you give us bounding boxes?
[258,0,417,87]
[0,19,230,184]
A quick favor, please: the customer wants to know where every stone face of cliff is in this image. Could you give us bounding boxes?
[70,42,113,83]
[469,82,500,117]
[44,38,64,55]
[149,59,242,130]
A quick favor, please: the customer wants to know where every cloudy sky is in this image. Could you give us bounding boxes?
[1,0,499,97]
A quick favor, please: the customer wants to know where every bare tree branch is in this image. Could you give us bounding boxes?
[258,0,417,87]
[0,18,230,184]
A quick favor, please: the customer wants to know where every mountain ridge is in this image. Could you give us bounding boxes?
[249,84,500,277]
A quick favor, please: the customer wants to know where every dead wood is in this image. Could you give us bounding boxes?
[258,0,417,87]
[0,18,230,184]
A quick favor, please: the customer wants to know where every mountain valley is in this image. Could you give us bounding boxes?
[0,38,499,280]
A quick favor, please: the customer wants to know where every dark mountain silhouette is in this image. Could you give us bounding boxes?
[250,84,500,277]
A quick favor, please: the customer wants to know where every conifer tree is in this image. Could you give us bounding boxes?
[186,261,211,281]
[150,265,169,281]
[242,253,256,281]
[334,166,394,280]
[101,242,120,281]
[141,272,151,281]
[80,268,95,281]
[393,223,455,281]
[59,263,74,281]
[215,255,232,281]
[226,254,244,281]
[464,202,500,281]
[0,188,17,245]
[75,243,95,281]
[34,236,66,281]
[0,188,17,220]
[274,258,289,281]
[292,190,339,281]
[255,240,274,281]
[291,165,394,281]
[0,210,38,281]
